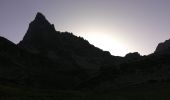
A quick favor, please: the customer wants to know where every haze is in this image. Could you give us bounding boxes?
[1,0,170,56]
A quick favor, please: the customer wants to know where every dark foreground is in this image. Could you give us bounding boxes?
[1,83,170,100]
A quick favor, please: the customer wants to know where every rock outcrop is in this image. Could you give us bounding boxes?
[155,39,170,54]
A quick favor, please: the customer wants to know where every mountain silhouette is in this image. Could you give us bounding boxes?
[19,12,110,57]
[18,12,118,75]
[155,39,170,54]
[1,12,170,99]
[0,12,119,89]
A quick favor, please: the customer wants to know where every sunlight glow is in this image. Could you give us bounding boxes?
[81,32,129,56]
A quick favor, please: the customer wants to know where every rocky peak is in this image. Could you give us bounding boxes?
[35,12,46,21]
[33,12,51,26]
[18,12,56,51]
[155,39,170,54]
[18,12,112,59]
[28,12,55,32]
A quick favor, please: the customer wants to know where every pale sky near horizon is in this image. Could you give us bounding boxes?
[1,0,170,56]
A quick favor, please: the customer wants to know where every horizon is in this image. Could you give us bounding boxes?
[1,0,170,56]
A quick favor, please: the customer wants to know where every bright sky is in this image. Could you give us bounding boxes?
[1,0,170,56]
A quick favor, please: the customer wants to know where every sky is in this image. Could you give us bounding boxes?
[1,0,170,56]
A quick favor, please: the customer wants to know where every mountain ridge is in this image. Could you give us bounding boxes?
[18,13,111,57]
[1,13,170,99]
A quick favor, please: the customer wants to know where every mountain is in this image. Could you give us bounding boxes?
[155,39,170,54]
[0,36,22,85]
[18,12,116,72]
[0,36,86,89]
[0,12,121,90]
[79,46,170,90]
[1,12,170,99]
[18,12,110,57]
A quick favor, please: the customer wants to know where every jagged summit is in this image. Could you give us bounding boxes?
[28,12,55,31]
[35,12,46,20]
[18,12,111,58]
[33,12,51,26]
[18,12,56,51]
